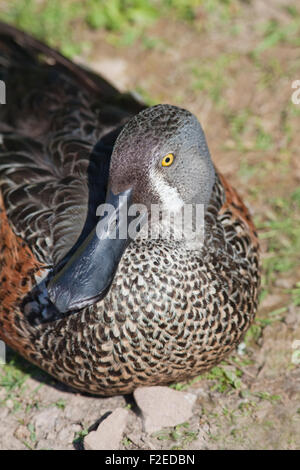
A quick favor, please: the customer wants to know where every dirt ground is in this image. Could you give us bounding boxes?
[0,0,300,450]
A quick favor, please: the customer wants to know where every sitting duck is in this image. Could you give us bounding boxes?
[0,22,260,395]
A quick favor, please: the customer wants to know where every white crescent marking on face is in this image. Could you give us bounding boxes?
[150,168,184,214]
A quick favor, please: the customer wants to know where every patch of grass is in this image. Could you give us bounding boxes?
[85,0,159,32]
[190,53,236,106]
[204,364,243,393]
[253,17,300,58]
[27,423,37,444]
[245,308,287,347]
[170,374,202,391]
[255,128,273,151]
[0,0,234,55]
[164,0,199,22]
[53,399,66,410]
[0,351,49,412]
[25,400,40,414]
[225,109,251,151]
[0,0,159,53]
[257,191,300,290]
[244,322,263,345]
[254,391,281,403]
[237,160,264,185]
[225,109,274,153]
[23,440,35,450]
[122,436,133,448]
[153,421,198,449]
[203,0,241,24]
[141,34,167,50]
[286,282,300,306]
[291,186,300,205]
[238,399,257,414]
[86,0,160,47]
[256,57,284,90]
[0,361,29,395]
[0,0,85,57]
[73,428,88,447]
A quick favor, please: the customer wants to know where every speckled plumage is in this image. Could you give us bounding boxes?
[0,22,260,395]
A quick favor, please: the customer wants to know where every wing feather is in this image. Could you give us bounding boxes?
[0,21,145,265]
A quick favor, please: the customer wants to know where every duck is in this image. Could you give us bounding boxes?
[0,22,260,396]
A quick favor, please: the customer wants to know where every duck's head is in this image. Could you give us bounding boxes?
[108,104,215,211]
[48,104,215,313]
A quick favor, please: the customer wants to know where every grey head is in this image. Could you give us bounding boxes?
[109,104,215,211]
[48,104,216,313]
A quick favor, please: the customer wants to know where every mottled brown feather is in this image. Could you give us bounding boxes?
[0,193,44,354]
[0,22,260,395]
[218,172,259,245]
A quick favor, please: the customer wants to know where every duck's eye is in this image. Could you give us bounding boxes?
[161,153,174,167]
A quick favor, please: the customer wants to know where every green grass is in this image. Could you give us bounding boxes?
[0,351,50,410]
[0,0,253,56]
[0,0,85,57]
[190,53,236,106]
[287,282,300,306]
[153,421,198,449]
[253,16,300,58]
[1,0,299,61]
[53,399,66,410]
[73,428,89,447]
[244,307,288,347]
[122,436,133,448]
[254,391,281,403]
[0,361,29,394]
[204,364,242,392]
[257,190,300,290]
[172,359,245,394]
[0,0,207,55]
[224,109,274,153]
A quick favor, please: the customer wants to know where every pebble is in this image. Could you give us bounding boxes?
[133,386,197,434]
[84,408,129,450]
[14,425,30,442]
[33,407,62,436]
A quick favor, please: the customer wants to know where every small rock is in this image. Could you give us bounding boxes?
[84,408,129,450]
[133,386,197,434]
[33,407,61,436]
[57,425,78,443]
[14,425,30,442]
[5,399,14,410]
[36,439,56,450]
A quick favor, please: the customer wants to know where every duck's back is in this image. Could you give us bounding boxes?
[0,21,144,266]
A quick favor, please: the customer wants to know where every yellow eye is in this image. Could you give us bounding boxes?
[161,153,174,167]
